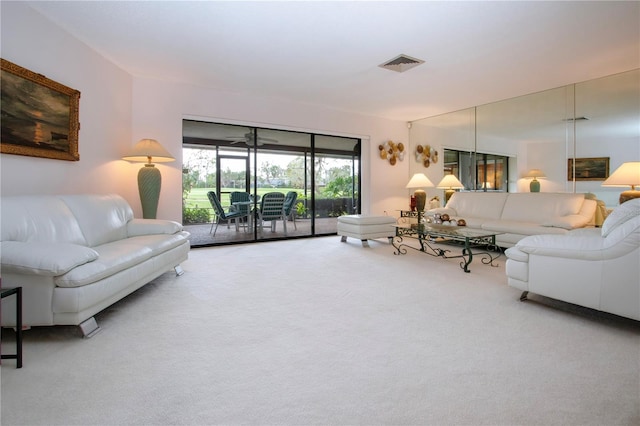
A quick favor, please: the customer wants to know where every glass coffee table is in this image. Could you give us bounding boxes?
[392,224,503,273]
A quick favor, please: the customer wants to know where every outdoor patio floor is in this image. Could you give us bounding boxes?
[185,217,338,247]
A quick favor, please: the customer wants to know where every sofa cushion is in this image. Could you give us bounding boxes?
[444,192,508,219]
[54,233,188,288]
[453,216,491,229]
[482,220,568,236]
[500,193,585,223]
[1,196,87,245]
[60,194,133,247]
[55,239,154,287]
[577,198,598,225]
[601,198,640,237]
[541,214,592,230]
[127,218,183,236]
[135,233,192,256]
[1,241,98,275]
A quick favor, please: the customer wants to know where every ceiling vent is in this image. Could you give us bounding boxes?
[379,54,425,73]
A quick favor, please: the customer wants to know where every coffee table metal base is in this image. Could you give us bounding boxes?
[392,225,502,273]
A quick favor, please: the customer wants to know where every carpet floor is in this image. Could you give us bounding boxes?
[1,236,639,425]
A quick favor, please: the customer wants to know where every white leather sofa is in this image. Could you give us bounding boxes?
[427,192,597,248]
[1,194,190,336]
[505,199,640,320]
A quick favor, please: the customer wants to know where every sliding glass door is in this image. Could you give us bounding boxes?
[182,121,361,247]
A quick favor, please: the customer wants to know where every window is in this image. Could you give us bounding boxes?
[444,149,509,191]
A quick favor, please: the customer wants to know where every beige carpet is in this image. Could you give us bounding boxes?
[1,236,639,425]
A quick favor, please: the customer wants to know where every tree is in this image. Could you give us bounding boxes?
[286,157,307,188]
[182,167,200,202]
[323,176,353,197]
[314,156,328,184]
[183,148,216,189]
[260,161,283,186]
[323,165,355,197]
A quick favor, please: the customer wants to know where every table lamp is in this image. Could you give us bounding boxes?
[602,161,640,204]
[526,169,545,192]
[437,174,464,204]
[122,139,175,219]
[406,173,434,213]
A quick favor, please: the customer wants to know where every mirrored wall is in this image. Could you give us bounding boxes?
[409,69,639,207]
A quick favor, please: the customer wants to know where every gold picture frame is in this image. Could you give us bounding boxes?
[568,157,609,181]
[1,58,80,161]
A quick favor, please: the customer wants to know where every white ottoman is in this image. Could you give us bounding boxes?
[337,214,397,247]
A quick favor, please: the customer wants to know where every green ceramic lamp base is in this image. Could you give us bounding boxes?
[529,178,540,193]
[138,164,161,219]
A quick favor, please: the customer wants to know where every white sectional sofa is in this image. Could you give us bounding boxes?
[1,194,190,336]
[505,199,640,320]
[427,192,597,248]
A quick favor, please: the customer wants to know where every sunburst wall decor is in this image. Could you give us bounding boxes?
[379,140,405,166]
[415,144,438,168]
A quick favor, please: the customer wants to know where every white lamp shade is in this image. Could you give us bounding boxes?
[602,162,640,189]
[406,173,434,189]
[525,169,546,179]
[122,139,175,163]
[437,174,464,189]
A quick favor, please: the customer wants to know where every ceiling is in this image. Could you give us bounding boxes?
[26,1,640,122]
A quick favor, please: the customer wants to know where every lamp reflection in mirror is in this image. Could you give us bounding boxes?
[406,173,434,212]
[602,161,640,204]
[122,139,175,219]
[437,174,464,205]
[526,169,545,192]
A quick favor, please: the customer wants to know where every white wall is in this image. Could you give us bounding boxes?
[1,2,410,221]
[0,2,133,199]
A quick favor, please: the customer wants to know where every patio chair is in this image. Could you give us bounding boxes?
[207,191,245,235]
[257,192,287,235]
[230,191,252,230]
[283,191,298,230]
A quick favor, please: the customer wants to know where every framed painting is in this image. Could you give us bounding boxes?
[568,157,609,181]
[1,58,80,161]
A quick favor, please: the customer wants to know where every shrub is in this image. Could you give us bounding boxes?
[295,201,307,217]
[183,207,211,224]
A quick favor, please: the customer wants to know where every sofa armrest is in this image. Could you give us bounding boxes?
[505,246,528,262]
[0,241,98,276]
[516,230,610,260]
[127,219,183,237]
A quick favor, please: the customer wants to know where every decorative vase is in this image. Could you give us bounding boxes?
[410,196,417,211]
[138,164,161,219]
[414,190,427,212]
[530,178,541,193]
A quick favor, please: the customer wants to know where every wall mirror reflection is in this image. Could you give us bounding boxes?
[409,68,639,208]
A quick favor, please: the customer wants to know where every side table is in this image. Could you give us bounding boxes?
[397,209,424,225]
[1,287,23,368]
